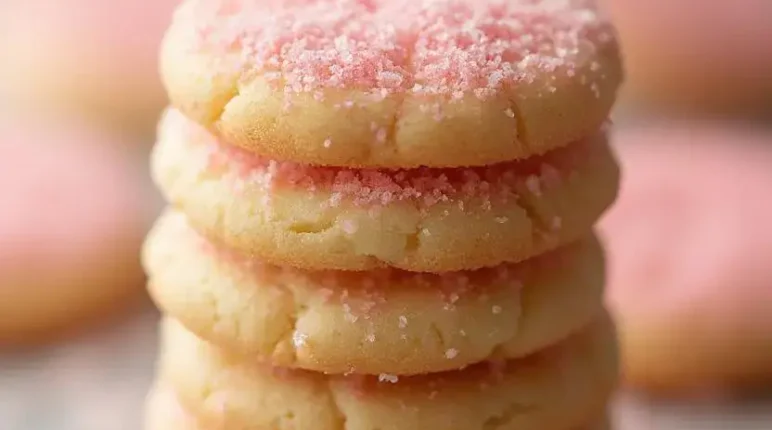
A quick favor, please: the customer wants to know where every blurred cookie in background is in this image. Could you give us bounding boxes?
[603,0,772,118]
[600,123,772,394]
[0,0,179,138]
[0,110,153,345]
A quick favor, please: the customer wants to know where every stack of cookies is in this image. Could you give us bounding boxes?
[143,1,623,429]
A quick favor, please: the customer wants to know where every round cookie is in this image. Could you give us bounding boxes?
[0,112,149,344]
[144,384,610,430]
[600,124,772,393]
[144,210,606,375]
[158,314,618,430]
[152,109,619,272]
[602,0,772,115]
[0,0,178,134]
[161,0,622,168]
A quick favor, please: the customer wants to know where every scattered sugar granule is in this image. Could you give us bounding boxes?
[292,331,308,348]
[398,315,408,329]
[378,373,399,383]
[323,138,332,148]
[492,305,503,315]
[445,348,459,359]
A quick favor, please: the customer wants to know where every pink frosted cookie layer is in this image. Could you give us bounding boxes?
[166,108,604,209]
[178,0,614,99]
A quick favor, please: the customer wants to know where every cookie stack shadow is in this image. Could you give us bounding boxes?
[142,1,623,429]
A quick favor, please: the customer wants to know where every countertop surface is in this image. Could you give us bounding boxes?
[1,305,770,430]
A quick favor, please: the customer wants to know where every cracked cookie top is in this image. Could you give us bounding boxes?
[161,0,622,168]
[151,108,619,271]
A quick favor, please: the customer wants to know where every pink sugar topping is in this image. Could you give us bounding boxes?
[180,0,614,98]
[169,110,593,208]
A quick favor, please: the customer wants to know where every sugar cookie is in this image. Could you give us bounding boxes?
[144,210,605,375]
[144,383,610,430]
[601,124,772,392]
[161,0,621,168]
[152,109,618,272]
[0,113,149,344]
[158,314,617,430]
[144,384,611,430]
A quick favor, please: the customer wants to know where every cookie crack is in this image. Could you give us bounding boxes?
[384,29,418,161]
[327,382,349,430]
[268,280,310,364]
[428,322,448,351]
[211,73,241,129]
[507,94,530,153]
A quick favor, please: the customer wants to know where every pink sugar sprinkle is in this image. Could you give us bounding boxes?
[182,0,614,98]
[168,107,594,209]
[172,111,594,210]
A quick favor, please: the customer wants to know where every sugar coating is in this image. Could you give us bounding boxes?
[179,0,614,99]
[169,109,591,208]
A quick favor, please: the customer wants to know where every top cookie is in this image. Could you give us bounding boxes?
[161,0,621,168]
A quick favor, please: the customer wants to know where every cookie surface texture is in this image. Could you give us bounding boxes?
[161,0,621,168]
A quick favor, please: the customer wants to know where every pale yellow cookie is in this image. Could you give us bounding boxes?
[160,0,622,168]
[144,383,611,430]
[157,314,617,430]
[152,109,618,272]
[144,210,606,375]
